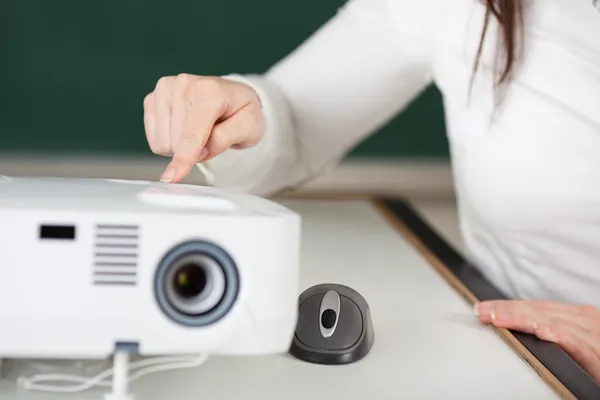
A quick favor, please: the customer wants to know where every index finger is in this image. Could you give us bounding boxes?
[161,83,224,183]
[476,300,540,333]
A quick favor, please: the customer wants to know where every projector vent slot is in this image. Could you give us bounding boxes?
[93,224,139,286]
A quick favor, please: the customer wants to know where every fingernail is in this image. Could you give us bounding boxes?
[473,303,480,316]
[160,168,175,183]
[479,301,494,317]
[494,312,512,321]
[198,148,209,161]
[476,301,496,323]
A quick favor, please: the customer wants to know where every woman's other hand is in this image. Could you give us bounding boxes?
[143,74,265,183]
[476,300,600,383]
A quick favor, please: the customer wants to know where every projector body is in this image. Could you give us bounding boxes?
[0,176,301,360]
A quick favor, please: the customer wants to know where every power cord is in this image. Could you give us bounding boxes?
[17,352,209,400]
[197,163,215,185]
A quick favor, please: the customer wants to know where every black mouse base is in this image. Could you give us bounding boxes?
[289,323,374,366]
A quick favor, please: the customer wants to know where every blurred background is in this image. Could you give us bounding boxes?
[0,0,454,199]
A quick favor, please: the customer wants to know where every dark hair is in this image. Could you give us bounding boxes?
[473,0,524,88]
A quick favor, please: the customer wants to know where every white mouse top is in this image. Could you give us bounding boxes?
[0,176,293,217]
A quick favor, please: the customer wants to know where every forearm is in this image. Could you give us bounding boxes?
[197,0,434,196]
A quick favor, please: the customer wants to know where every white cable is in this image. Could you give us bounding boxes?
[197,163,215,185]
[18,354,208,392]
[18,355,207,390]
[17,353,209,399]
[105,350,130,400]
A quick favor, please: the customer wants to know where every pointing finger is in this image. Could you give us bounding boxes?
[161,80,224,183]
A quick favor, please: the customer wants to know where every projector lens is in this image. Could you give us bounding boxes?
[154,241,240,327]
[173,263,207,298]
[165,254,226,316]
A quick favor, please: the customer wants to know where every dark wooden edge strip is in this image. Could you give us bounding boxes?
[373,198,600,400]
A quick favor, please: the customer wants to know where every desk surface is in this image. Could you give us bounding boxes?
[0,200,566,399]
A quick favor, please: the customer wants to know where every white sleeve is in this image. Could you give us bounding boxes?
[198,0,434,196]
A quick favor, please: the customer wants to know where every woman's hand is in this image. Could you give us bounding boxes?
[476,300,600,383]
[143,74,266,183]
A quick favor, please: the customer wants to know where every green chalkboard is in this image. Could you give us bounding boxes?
[0,0,449,158]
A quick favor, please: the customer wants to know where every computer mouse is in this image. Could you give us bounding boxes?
[288,283,374,365]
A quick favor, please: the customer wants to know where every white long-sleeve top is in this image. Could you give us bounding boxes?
[200,0,600,306]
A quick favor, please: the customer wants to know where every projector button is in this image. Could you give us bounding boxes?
[138,191,236,210]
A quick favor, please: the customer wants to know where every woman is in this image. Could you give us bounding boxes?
[142,0,600,381]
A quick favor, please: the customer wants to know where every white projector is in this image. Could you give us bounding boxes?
[0,176,301,360]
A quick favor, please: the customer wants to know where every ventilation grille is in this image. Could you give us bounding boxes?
[93,224,139,286]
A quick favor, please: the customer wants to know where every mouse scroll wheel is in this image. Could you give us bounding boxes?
[321,309,337,329]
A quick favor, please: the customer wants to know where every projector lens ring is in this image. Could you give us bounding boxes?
[155,241,239,327]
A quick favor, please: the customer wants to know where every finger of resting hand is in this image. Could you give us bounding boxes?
[495,300,600,335]
[477,300,539,331]
[536,323,600,383]
[537,304,600,335]
[478,301,578,336]
[526,300,599,317]
[205,103,265,157]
